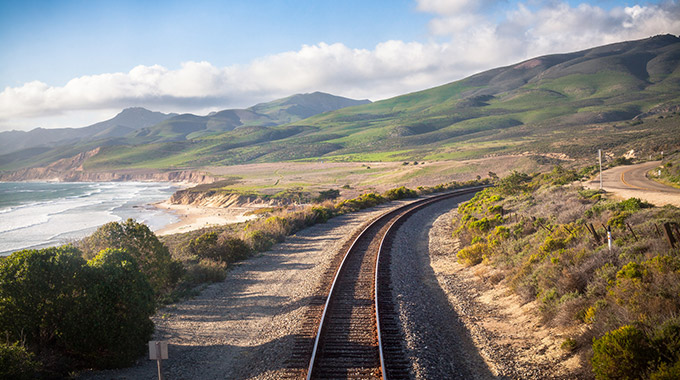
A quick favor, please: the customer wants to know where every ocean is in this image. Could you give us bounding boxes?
[0,182,179,256]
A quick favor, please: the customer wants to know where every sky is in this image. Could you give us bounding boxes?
[1,0,679,132]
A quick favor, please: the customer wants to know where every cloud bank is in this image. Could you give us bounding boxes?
[2,1,679,130]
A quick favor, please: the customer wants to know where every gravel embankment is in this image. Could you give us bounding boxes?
[79,203,403,380]
[391,195,580,379]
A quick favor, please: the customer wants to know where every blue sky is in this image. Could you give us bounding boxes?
[1,0,679,131]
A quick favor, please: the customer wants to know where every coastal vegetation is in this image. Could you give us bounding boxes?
[0,179,486,377]
[0,246,155,376]
[451,166,680,378]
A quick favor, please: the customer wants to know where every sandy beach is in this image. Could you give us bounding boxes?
[154,200,260,236]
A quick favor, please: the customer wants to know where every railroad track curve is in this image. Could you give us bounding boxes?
[284,186,486,379]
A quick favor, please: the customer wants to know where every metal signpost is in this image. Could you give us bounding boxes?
[149,341,168,380]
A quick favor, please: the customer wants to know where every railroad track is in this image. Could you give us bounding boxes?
[284,187,486,379]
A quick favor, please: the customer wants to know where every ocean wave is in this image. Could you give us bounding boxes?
[0,182,176,255]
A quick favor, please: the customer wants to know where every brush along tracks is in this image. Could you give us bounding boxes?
[284,187,486,379]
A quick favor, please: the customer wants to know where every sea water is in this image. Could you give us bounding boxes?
[0,182,179,255]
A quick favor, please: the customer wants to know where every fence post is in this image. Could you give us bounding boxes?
[663,223,677,249]
[626,223,638,242]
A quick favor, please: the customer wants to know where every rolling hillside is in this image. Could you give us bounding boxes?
[2,34,679,175]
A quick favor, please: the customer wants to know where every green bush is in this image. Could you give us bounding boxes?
[650,360,680,380]
[457,242,487,266]
[336,192,386,212]
[468,217,492,232]
[216,235,252,263]
[244,229,276,252]
[498,171,532,195]
[186,231,220,258]
[0,342,40,380]
[65,249,155,368]
[0,246,156,374]
[311,205,335,223]
[591,325,653,379]
[0,246,85,349]
[652,319,680,367]
[80,219,179,295]
[383,186,418,200]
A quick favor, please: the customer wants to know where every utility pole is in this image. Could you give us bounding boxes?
[599,149,603,190]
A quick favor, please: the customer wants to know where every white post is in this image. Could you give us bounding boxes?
[598,149,603,190]
[607,226,612,251]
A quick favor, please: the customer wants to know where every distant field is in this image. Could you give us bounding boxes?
[198,154,559,197]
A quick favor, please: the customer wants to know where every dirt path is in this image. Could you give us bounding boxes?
[585,161,680,207]
[78,203,404,380]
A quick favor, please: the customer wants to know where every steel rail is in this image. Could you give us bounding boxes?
[306,186,487,379]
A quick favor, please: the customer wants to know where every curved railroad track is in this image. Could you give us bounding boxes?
[284,186,486,379]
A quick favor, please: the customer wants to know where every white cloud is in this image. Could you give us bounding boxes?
[1,1,679,131]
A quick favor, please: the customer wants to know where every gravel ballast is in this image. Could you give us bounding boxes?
[390,194,579,379]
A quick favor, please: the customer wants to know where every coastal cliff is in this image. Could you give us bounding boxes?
[0,168,216,183]
[169,189,291,208]
[0,148,216,183]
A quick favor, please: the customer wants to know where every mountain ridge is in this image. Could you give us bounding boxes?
[0,92,371,159]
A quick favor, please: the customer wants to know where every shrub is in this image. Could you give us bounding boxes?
[498,171,532,195]
[311,205,335,223]
[186,231,220,258]
[184,258,227,285]
[316,189,340,202]
[457,242,487,266]
[80,219,178,295]
[591,325,653,380]
[0,246,156,374]
[244,229,276,252]
[0,246,85,349]
[543,165,580,186]
[336,192,386,213]
[561,337,578,352]
[216,235,252,263]
[65,249,155,368]
[468,217,492,232]
[650,360,680,380]
[0,343,40,380]
[651,319,680,368]
[383,186,418,200]
[618,198,653,212]
[0,342,40,380]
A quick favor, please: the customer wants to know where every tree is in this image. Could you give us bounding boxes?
[0,246,157,373]
[0,246,85,349]
[64,249,155,368]
[80,219,179,294]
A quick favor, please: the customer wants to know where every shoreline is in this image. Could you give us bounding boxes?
[153,200,259,236]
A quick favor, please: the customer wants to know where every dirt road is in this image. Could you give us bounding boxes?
[585,161,680,207]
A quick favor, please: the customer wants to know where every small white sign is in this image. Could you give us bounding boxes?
[149,341,168,360]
